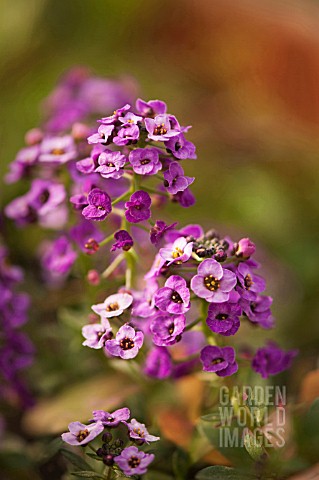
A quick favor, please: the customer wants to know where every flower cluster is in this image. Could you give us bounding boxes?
[61,407,158,477]
[83,225,296,380]
[0,240,34,406]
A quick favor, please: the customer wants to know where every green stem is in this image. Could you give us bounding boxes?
[111,190,131,206]
[185,316,202,331]
[141,185,170,197]
[101,253,125,278]
[99,232,115,247]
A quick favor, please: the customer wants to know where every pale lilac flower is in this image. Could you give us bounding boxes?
[144,253,166,280]
[200,345,238,376]
[191,259,237,303]
[95,150,126,179]
[92,293,133,319]
[160,236,193,265]
[165,224,204,244]
[206,303,241,336]
[61,421,104,446]
[114,446,154,476]
[119,111,142,125]
[76,157,96,174]
[111,230,133,252]
[127,418,160,443]
[252,342,298,378]
[104,324,144,359]
[92,407,130,427]
[82,318,113,349]
[125,190,151,223]
[135,98,167,116]
[88,124,114,144]
[144,347,172,379]
[39,135,77,164]
[145,114,180,141]
[165,133,197,160]
[82,188,112,221]
[164,162,194,195]
[150,220,177,245]
[154,275,190,314]
[98,104,131,124]
[129,148,162,175]
[5,145,40,183]
[150,313,186,346]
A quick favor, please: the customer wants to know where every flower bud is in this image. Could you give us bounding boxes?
[87,269,100,286]
[235,238,256,259]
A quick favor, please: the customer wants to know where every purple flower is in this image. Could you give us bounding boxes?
[165,133,197,160]
[173,187,196,208]
[76,157,96,174]
[235,238,256,259]
[191,259,237,303]
[114,446,154,476]
[6,145,39,183]
[206,303,241,336]
[144,347,172,379]
[145,114,180,141]
[99,104,131,124]
[39,135,77,164]
[150,313,185,346]
[150,220,177,245]
[125,190,151,223]
[135,98,167,116]
[119,111,142,125]
[200,345,238,376]
[70,220,103,253]
[104,324,144,359]
[82,318,113,349]
[241,295,274,329]
[163,162,194,194]
[92,293,133,319]
[165,224,204,244]
[129,148,162,175]
[127,418,160,443]
[95,150,126,179]
[160,236,193,265]
[154,275,190,314]
[88,124,114,144]
[61,421,104,446]
[92,407,130,427]
[236,262,266,301]
[82,188,112,221]
[111,230,134,252]
[113,124,140,146]
[41,236,77,277]
[252,342,298,379]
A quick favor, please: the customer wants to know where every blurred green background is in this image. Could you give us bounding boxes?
[1,0,319,395]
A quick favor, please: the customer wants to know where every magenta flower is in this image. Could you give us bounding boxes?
[129,148,162,175]
[154,275,190,314]
[95,150,126,179]
[236,262,266,301]
[235,238,256,259]
[61,421,104,446]
[88,124,114,144]
[150,220,177,245]
[163,161,194,195]
[111,230,133,252]
[191,259,237,303]
[200,345,238,377]
[165,133,197,160]
[135,98,167,116]
[114,446,154,476]
[92,407,130,427]
[144,347,172,379]
[92,293,133,319]
[125,190,151,223]
[150,313,186,346]
[173,187,196,208]
[82,318,113,349]
[41,236,77,277]
[82,188,112,221]
[113,124,139,146]
[145,114,180,141]
[104,324,144,359]
[39,135,77,164]
[206,303,241,336]
[160,236,193,265]
[252,341,298,379]
[241,295,274,329]
[127,418,160,444]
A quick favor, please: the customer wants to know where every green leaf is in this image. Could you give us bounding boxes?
[71,471,106,479]
[60,448,92,471]
[195,466,257,480]
[243,434,266,461]
[172,448,190,480]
